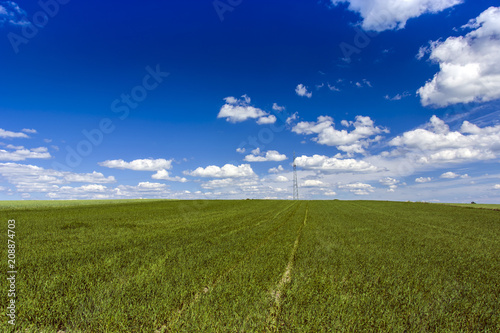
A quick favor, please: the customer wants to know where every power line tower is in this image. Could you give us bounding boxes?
[293,151,299,200]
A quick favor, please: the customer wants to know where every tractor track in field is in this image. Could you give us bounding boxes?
[266,203,308,331]
[160,201,300,332]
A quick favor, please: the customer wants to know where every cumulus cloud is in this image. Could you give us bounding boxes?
[275,175,288,182]
[302,180,326,187]
[418,7,500,107]
[338,182,375,195]
[217,95,275,124]
[269,165,284,173]
[0,163,115,193]
[331,0,462,32]
[292,115,388,154]
[415,177,432,183]
[0,146,51,161]
[439,171,470,179]
[244,149,287,162]
[98,158,172,171]
[294,154,379,173]
[0,128,29,139]
[440,171,459,179]
[256,115,277,125]
[295,84,312,98]
[389,116,500,164]
[151,169,188,183]
[185,163,256,178]
[379,177,400,192]
[494,184,500,189]
[0,1,29,26]
[46,182,170,200]
[236,148,246,154]
[21,128,37,134]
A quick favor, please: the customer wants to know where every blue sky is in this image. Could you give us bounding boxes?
[1,0,500,202]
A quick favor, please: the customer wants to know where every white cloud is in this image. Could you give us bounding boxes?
[338,182,375,195]
[331,0,462,32]
[389,116,500,164]
[0,128,29,139]
[328,83,340,92]
[294,154,378,173]
[295,84,312,98]
[256,115,277,125]
[45,182,170,200]
[151,169,188,182]
[286,112,298,125]
[22,128,37,134]
[185,163,256,178]
[0,163,115,194]
[236,148,246,154]
[418,7,500,107]
[440,171,459,179]
[275,175,289,182]
[379,177,400,192]
[244,150,287,162]
[324,191,337,196]
[0,147,51,161]
[64,171,117,183]
[217,95,275,124]
[98,158,172,171]
[494,184,500,189]
[302,180,325,187]
[0,1,29,26]
[292,115,388,154]
[415,177,432,183]
[272,103,285,112]
[384,92,411,101]
[269,165,284,173]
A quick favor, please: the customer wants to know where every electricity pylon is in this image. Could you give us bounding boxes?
[293,152,299,200]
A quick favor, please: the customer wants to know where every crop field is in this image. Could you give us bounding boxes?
[0,200,499,332]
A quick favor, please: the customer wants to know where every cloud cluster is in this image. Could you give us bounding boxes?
[418,7,500,107]
[244,148,287,162]
[46,182,170,200]
[415,177,432,183]
[331,0,462,32]
[295,84,312,98]
[0,128,29,139]
[0,1,29,26]
[338,182,375,195]
[0,163,116,193]
[379,177,400,192]
[294,154,378,173]
[98,158,172,171]
[185,163,256,178]
[151,169,187,183]
[302,179,326,187]
[389,115,500,164]
[292,115,388,154]
[217,95,276,124]
[0,146,51,161]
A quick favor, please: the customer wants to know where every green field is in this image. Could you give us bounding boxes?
[1,200,499,332]
[444,203,500,210]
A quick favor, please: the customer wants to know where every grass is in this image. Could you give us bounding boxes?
[0,200,498,332]
[443,203,500,210]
